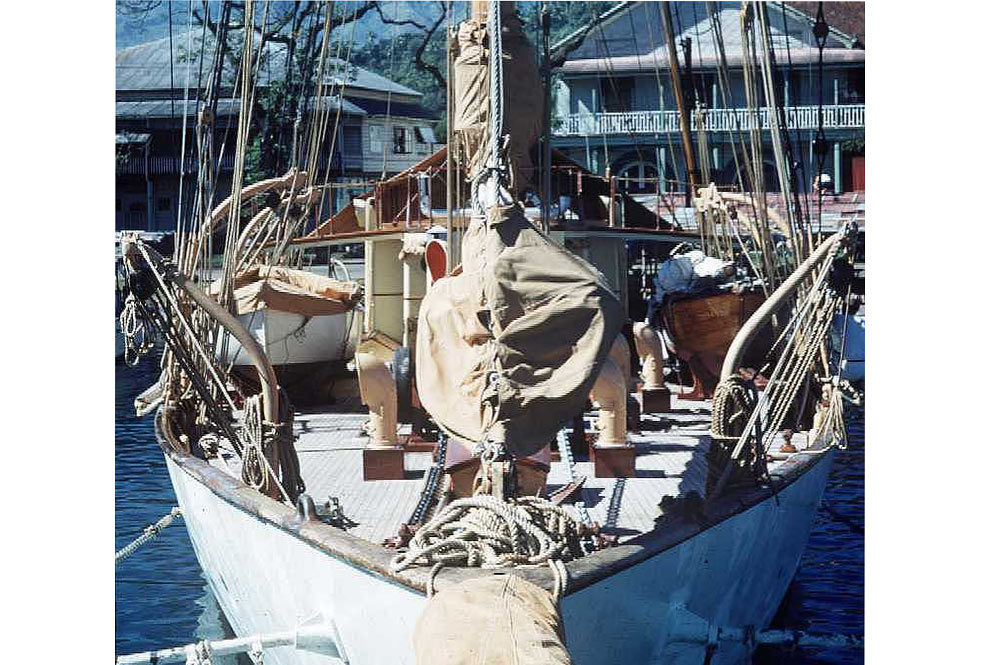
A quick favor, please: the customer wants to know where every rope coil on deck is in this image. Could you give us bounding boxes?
[115,507,182,565]
[389,494,583,599]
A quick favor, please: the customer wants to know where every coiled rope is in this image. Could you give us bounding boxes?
[119,293,157,367]
[115,507,182,565]
[240,393,299,505]
[389,494,582,600]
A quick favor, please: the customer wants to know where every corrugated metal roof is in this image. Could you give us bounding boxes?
[555,1,861,72]
[346,96,439,121]
[117,30,420,98]
[324,59,421,98]
[116,95,366,120]
[560,46,864,76]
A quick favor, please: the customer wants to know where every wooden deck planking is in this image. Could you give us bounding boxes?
[289,397,819,547]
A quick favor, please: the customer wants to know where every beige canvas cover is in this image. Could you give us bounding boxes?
[224,265,361,317]
[413,575,571,665]
[452,13,543,196]
[416,205,623,459]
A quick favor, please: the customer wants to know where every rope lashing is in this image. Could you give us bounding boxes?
[115,507,182,565]
[389,494,583,600]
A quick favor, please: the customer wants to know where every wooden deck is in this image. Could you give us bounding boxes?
[207,391,809,547]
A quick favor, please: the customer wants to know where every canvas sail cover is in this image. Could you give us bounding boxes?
[222,265,361,317]
[452,13,543,196]
[413,574,571,665]
[416,205,623,459]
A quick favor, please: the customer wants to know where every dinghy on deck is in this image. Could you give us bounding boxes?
[216,265,362,367]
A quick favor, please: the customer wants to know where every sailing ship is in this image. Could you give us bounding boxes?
[116,2,863,664]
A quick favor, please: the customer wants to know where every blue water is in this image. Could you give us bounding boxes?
[115,351,863,663]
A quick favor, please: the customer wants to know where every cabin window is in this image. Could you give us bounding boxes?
[369,125,384,154]
[157,197,171,212]
[393,127,410,154]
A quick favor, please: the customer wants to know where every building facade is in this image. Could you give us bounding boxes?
[116,32,440,232]
[551,1,864,197]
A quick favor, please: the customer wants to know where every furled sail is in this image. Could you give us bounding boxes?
[416,204,623,459]
[452,11,543,196]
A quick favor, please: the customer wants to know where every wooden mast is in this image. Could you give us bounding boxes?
[660,2,698,204]
[446,0,455,270]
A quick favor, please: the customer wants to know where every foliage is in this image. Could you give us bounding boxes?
[842,134,864,155]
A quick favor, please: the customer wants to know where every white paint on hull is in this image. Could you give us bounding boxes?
[164,451,832,665]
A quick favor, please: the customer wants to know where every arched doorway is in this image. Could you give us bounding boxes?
[614,154,665,194]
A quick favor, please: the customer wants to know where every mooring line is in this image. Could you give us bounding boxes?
[115,507,182,565]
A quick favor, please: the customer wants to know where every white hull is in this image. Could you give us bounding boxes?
[218,308,359,366]
[164,442,832,665]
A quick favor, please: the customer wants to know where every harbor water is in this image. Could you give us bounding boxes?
[115,350,863,664]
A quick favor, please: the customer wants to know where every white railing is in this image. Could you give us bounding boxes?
[554,104,864,136]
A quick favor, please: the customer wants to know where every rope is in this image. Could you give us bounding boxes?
[185,640,212,665]
[709,230,847,496]
[115,507,182,565]
[389,494,582,600]
[240,392,297,505]
[119,293,157,367]
[489,0,505,205]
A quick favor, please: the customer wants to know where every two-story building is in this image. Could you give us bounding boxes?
[116,31,440,232]
[551,1,864,197]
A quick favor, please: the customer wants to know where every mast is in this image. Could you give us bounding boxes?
[660,2,698,205]
[446,0,455,270]
[541,3,552,234]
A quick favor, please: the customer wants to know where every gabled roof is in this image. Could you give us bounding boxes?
[117,30,421,99]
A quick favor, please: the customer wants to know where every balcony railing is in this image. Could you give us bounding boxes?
[554,104,864,137]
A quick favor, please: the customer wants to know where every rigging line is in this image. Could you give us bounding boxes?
[316,1,361,225]
[780,2,811,236]
[640,2,681,226]
[277,1,342,259]
[739,4,775,287]
[176,0,196,263]
[169,3,176,119]
[812,2,829,239]
[622,4,663,201]
[688,2,708,107]
[705,0,763,240]
[274,0,345,259]
[263,3,323,265]
[380,1,403,182]
[754,2,799,268]
[589,5,644,174]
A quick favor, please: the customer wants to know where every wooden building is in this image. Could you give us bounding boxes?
[551,1,864,195]
[116,31,440,232]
